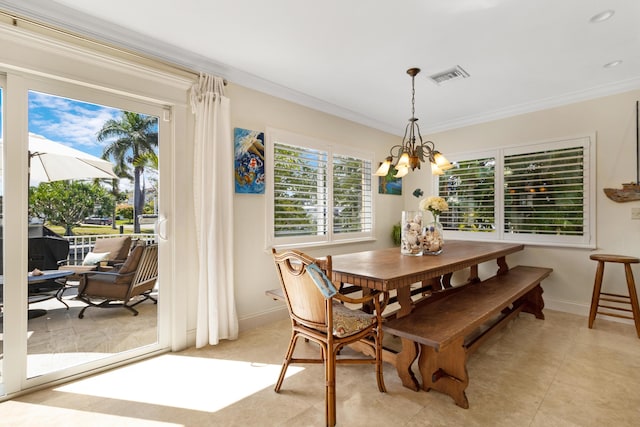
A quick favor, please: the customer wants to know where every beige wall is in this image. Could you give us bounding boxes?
[218,85,640,333]
[203,84,401,331]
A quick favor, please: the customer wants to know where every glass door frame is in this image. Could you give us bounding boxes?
[1,70,175,395]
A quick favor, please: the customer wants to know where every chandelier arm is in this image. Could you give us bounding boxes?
[413,122,426,147]
[420,139,435,154]
[402,122,413,151]
[388,144,404,160]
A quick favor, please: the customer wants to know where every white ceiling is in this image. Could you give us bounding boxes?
[1,0,639,135]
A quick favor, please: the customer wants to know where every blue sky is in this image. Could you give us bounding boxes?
[0,90,155,158]
[0,89,159,189]
[28,91,122,158]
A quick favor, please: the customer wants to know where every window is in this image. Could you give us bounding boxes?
[437,135,595,247]
[266,128,373,248]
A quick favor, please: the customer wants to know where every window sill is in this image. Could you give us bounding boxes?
[268,237,376,252]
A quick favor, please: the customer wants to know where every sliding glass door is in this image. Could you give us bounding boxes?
[0,75,5,394]
[0,72,172,394]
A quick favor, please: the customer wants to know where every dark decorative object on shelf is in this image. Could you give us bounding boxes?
[413,188,424,198]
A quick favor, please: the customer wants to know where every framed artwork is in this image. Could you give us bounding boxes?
[378,166,402,195]
[234,128,265,194]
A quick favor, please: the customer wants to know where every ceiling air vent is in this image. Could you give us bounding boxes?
[428,65,470,85]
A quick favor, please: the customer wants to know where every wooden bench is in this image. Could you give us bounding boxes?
[382,265,552,408]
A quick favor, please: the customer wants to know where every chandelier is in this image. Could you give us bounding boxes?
[374,68,452,178]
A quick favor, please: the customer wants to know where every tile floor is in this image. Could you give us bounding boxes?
[0,309,639,426]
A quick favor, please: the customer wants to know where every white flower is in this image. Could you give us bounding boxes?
[419,196,449,217]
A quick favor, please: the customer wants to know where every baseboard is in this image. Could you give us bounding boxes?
[545,297,635,325]
[239,306,289,331]
[544,297,589,317]
[184,306,289,348]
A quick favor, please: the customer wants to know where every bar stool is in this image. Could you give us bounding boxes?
[588,254,640,338]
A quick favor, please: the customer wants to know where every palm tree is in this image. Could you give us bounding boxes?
[97,111,158,233]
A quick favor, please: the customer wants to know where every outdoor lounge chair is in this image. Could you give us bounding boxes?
[76,243,158,318]
[59,235,132,280]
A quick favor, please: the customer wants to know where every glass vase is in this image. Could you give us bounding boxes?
[422,215,444,255]
[401,210,423,256]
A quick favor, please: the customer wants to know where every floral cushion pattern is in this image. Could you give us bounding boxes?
[332,301,376,338]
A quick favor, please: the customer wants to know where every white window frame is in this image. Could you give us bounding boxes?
[435,134,596,248]
[265,127,374,249]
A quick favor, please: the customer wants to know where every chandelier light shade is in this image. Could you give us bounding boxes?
[374,68,452,178]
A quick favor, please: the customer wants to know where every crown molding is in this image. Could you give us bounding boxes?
[1,0,639,138]
[424,76,640,134]
[0,0,399,135]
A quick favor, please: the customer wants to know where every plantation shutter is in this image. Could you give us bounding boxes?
[273,141,328,238]
[438,156,497,233]
[504,145,585,236]
[333,153,373,234]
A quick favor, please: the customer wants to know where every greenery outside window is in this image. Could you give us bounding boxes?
[266,128,373,248]
[437,135,595,248]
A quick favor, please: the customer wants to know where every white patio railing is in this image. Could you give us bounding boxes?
[62,233,157,265]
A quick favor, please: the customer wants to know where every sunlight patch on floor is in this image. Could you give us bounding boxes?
[28,352,112,378]
[0,401,182,426]
[55,354,304,412]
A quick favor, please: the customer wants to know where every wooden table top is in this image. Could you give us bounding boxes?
[331,240,524,291]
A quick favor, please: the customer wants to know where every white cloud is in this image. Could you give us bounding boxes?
[28,91,121,152]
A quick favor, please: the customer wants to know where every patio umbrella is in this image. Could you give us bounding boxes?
[27,133,118,183]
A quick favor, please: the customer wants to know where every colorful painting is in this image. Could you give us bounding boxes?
[234,128,265,194]
[378,166,402,195]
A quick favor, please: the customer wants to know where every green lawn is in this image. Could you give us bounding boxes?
[47,223,154,236]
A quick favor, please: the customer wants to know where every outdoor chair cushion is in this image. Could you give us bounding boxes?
[94,236,132,262]
[114,244,145,285]
[82,251,110,266]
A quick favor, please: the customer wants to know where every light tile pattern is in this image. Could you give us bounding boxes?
[1,310,639,426]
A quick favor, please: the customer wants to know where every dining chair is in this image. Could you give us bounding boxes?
[271,248,388,427]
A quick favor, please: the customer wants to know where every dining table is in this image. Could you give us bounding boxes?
[330,240,524,375]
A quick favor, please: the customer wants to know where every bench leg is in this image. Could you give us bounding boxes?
[396,337,420,391]
[519,284,545,320]
[418,336,470,409]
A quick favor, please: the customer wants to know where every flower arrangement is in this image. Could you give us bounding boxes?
[419,196,449,221]
[418,196,448,255]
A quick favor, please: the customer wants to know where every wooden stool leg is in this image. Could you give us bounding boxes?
[623,263,640,338]
[589,261,605,329]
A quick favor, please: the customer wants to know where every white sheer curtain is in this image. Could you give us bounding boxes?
[190,73,238,347]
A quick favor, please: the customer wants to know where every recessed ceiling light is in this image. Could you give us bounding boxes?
[590,10,615,23]
[603,60,623,69]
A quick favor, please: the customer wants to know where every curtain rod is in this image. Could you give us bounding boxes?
[0,10,227,85]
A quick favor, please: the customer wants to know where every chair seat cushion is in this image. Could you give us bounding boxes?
[332,302,376,337]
